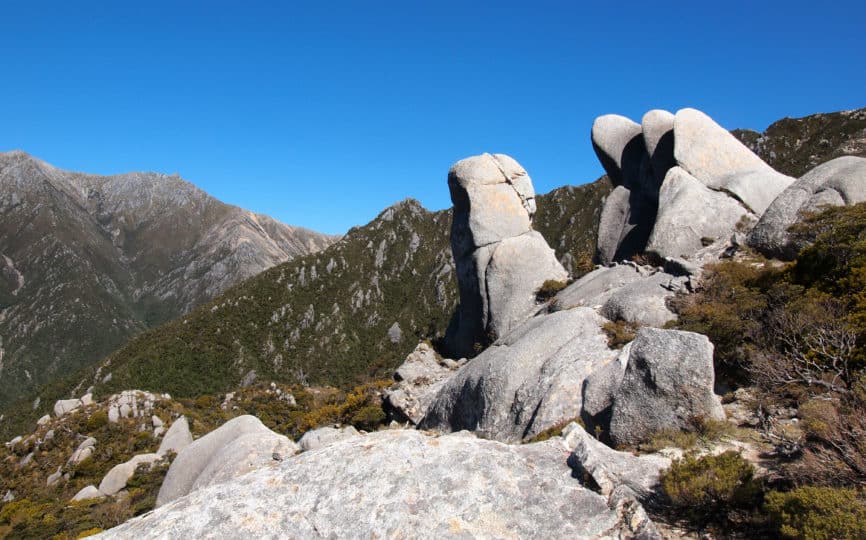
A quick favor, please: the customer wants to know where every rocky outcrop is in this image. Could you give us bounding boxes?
[156,415,298,507]
[444,153,567,358]
[53,394,92,418]
[68,437,97,465]
[422,307,617,442]
[99,453,161,496]
[553,263,686,328]
[593,107,795,264]
[156,416,192,456]
[297,425,360,452]
[609,328,725,446]
[107,390,163,423]
[98,429,647,539]
[71,485,105,502]
[383,342,464,424]
[564,422,670,501]
[748,156,866,259]
[645,166,753,259]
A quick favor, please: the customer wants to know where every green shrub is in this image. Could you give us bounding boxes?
[536,279,567,302]
[766,486,866,539]
[85,410,109,432]
[660,451,762,521]
[601,320,637,349]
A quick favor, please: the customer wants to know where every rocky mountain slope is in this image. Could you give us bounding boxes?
[63,180,610,398]
[0,151,336,407]
[734,106,866,177]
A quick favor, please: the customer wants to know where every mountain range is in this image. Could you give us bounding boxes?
[0,151,336,407]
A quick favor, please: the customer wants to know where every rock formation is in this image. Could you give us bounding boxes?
[593,107,796,265]
[748,156,866,258]
[98,429,649,539]
[443,153,567,358]
[156,415,298,507]
[608,328,725,447]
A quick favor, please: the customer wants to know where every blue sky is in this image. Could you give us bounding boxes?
[2,1,865,234]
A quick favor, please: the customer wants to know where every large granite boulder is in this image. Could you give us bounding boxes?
[609,328,725,447]
[641,109,676,187]
[748,156,866,259]
[673,108,794,214]
[645,166,753,259]
[98,430,647,539]
[156,415,298,507]
[591,114,643,188]
[444,153,566,357]
[421,307,617,442]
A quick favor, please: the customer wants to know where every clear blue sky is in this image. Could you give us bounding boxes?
[2,1,865,234]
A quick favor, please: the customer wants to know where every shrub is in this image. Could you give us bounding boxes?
[660,451,762,522]
[766,486,866,539]
[601,320,637,349]
[85,410,109,432]
[535,279,567,302]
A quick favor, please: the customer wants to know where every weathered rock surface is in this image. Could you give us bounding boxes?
[563,422,670,501]
[593,107,794,264]
[68,437,97,465]
[99,453,161,496]
[646,166,752,259]
[107,390,161,423]
[554,263,685,328]
[422,308,617,442]
[673,108,795,214]
[642,109,676,186]
[444,153,566,357]
[156,416,192,457]
[71,485,105,502]
[297,425,360,452]
[99,430,645,539]
[748,156,866,259]
[156,415,297,507]
[384,342,463,424]
[581,344,630,431]
[609,328,725,446]
[591,114,643,187]
[53,398,83,418]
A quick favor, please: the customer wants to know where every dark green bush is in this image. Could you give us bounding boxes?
[660,451,762,522]
[766,486,866,539]
[535,279,567,302]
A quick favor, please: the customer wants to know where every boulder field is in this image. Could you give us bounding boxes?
[96,108,866,538]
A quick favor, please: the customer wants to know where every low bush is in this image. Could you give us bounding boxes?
[765,486,866,539]
[660,451,762,523]
[535,279,568,302]
[601,320,638,349]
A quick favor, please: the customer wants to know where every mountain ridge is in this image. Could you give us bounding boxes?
[0,150,336,406]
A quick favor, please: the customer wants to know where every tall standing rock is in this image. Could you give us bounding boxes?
[591,115,658,264]
[444,153,566,358]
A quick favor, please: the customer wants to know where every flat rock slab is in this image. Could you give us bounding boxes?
[98,430,631,539]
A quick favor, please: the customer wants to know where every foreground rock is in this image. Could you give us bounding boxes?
[609,328,725,446]
[748,156,866,259]
[98,430,645,539]
[444,153,567,357]
[99,453,161,496]
[421,307,616,442]
[156,415,298,507]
